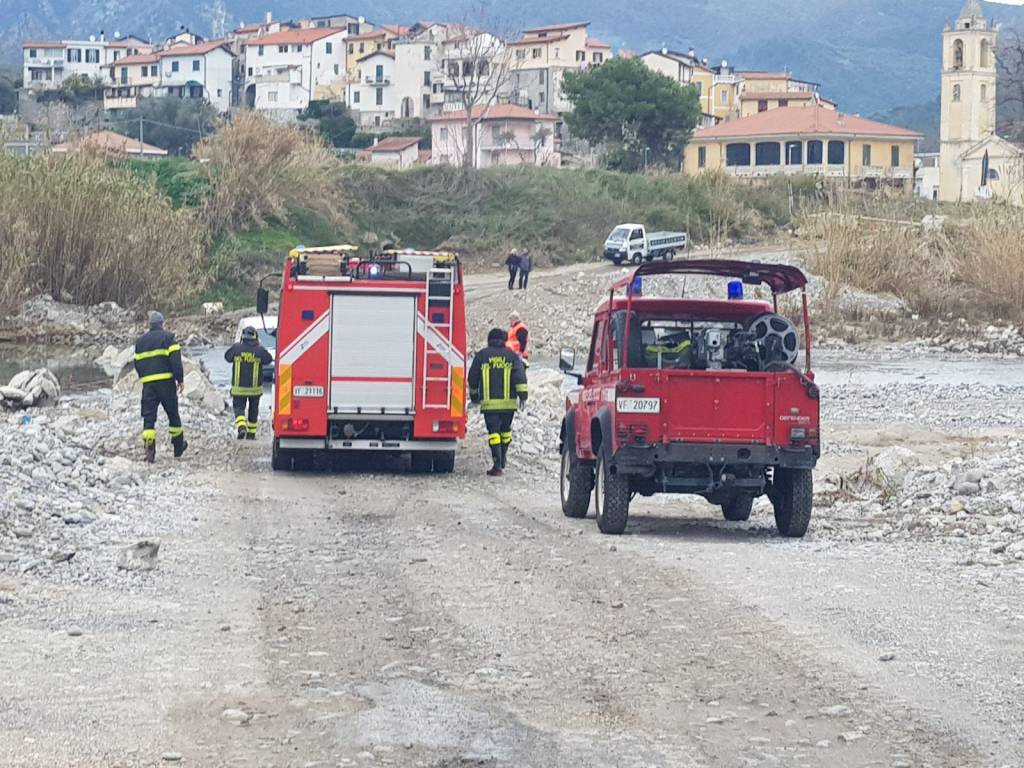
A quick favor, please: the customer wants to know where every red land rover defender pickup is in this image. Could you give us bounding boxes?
[558,259,820,537]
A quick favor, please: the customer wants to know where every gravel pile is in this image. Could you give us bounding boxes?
[1,295,137,343]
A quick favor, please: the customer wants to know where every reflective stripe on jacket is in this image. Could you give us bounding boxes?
[224,340,273,396]
[467,345,528,412]
[134,329,184,385]
[506,322,529,359]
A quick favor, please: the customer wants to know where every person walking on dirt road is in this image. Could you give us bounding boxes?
[224,326,273,440]
[133,311,186,463]
[468,328,529,477]
[505,249,520,291]
[518,249,533,290]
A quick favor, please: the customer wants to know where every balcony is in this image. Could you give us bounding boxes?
[251,70,294,84]
[364,76,391,85]
[104,95,138,110]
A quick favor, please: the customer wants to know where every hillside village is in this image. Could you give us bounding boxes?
[6,7,935,191]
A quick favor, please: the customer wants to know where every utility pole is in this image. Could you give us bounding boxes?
[139,116,144,154]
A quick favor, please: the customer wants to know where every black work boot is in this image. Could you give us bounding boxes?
[144,445,156,464]
[237,426,246,440]
[244,432,256,441]
[173,438,188,458]
[500,442,510,469]
[487,444,503,477]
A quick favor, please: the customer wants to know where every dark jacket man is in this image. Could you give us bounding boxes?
[134,311,186,463]
[468,328,528,476]
[225,327,273,440]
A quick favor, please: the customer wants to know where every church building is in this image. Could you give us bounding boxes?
[939,0,1024,204]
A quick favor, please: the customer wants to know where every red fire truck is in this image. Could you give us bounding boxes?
[257,245,467,472]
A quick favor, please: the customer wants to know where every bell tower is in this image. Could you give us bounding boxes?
[939,0,998,201]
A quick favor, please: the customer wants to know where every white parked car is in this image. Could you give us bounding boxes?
[235,315,278,382]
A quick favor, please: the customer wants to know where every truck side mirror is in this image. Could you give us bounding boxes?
[256,287,269,315]
[559,347,576,372]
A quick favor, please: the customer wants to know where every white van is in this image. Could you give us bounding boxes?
[235,315,278,382]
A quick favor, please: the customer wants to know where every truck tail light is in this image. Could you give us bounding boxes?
[432,420,457,433]
[790,427,818,444]
[616,422,649,445]
[288,417,309,431]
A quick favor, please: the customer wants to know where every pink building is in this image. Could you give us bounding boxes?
[429,104,560,168]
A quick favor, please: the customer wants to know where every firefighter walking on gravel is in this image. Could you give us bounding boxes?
[468,328,528,477]
[134,311,186,463]
[224,326,273,440]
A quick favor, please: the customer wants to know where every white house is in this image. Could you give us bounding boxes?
[156,41,235,112]
[23,36,151,91]
[348,49,399,127]
[243,27,348,115]
[365,136,421,167]
[391,23,450,120]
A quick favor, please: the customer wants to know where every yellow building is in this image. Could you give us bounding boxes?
[683,106,922,192]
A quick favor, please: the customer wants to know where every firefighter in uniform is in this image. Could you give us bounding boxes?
[468,328,528,477]
[506,311,529,364]
[133,311,186,463]
[224,326,273,440]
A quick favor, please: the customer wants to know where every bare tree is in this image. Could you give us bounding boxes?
[436,4,519,172]
[997,28,1024,143]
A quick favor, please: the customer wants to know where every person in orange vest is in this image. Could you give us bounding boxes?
[507,311,529,362]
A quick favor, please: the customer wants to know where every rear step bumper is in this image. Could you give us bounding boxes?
[278,438,457,452]
[613,442,817,475]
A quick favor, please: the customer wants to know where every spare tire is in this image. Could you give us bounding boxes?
[747,313,799,366]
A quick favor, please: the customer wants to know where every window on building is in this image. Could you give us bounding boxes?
[258,45,264,56]
[278,45,287,53]
[725,143,751,166]
[785,141,803,165]
[532,48,541,59]
[981,83,987,101]
[697,146,706,168]
[575,50,585,62]
[981,39,991,68]
[348,43,354,54]
[268,91,277,103]
[594,52,603,64]
[779,98,789,107]
[694,81,702,97]
[492,125,503,142]
[28,49,37,58]
[539,91,545,103]
[862,144,872,166]
[539,69,546,85]
[296,45,303,52]
[189,85,202,98]
[440,126,449,141]
[326,42,333,54]
[376,87,383,105]
[989,168,1000,181]
[217,88,222,97]
[721,90,728,105]
[423,94,430,110]
[192,59,200,71]
[953,84,961,102]
[376,64,384,81]
[86,49,99,63]
[113,51,121,61]
[755,141,781,166]
[171,61,179,73]
[827,140,845,165]
[757,99,768,112]
[516,49,526,60]
[423,71,431,86]
[806,140,823,165]
[424,45,432,60]
[120,67,128,84]
[891,145,900,167]
[954,39,964,70]
[248,66,253,76]
[67,48,82,63]
[374,115,381,127]
[353,90,360,103]
[478,60,489,76]
[359,43,365,53]
[348,23,359,34]
[334,64,340,75]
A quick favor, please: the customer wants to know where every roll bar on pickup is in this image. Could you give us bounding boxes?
[609,259,814,373]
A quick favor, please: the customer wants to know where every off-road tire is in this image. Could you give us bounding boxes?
[772,468,813,538]
[721,495,753,522]
[560,445,593,518]
[411,452,433,474]
[664,249,676,261]
[291,450,315,472]
[432,450,456,474]
[630,252,643,265]
[271,439,291,471]
[595,453,630,534]
[612,256,623,266]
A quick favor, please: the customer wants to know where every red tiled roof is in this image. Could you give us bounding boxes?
[248,27,343,46]
[691,107,922,140]
[380,24,410,36]
[113,53,159,65]
[740,91,820,102]
[369,136,421,152]
[587,38,611,49]
[52,130,167,156]
[523,21,589,33]
[509,34,571,46]
[429,104,557,122]
[159,40,231,57]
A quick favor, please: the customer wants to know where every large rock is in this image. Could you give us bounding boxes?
[865,446,920,491]
[117,540,160,572]
[95,345,136,378]
[113,351,224,413]
[0,369,61,410]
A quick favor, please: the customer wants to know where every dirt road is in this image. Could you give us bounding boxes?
[3,258,1024,766]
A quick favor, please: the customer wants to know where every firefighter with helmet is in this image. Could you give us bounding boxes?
[468,328,529,477]
[225,326,273,440]
[133,311,186,463]
[507,311,529,363]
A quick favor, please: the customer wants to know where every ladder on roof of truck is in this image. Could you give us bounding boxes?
[421,262,456,411]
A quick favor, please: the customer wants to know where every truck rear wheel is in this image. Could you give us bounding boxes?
[721,495,753,522]
[411,452,433,474]
[664,249,676,261]
[432,450,456,474]
[630,253,643,265]
[595,453,630,534]
[772,468,813,538]
[271,438,291,471]
[560,446,593,518]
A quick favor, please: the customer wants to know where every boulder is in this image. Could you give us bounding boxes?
[0,369,61,410]
[202,301,224,315]
[117,540,160,572]
[865,446,920,491]
[114,355,224,413]
[95,345,136,378]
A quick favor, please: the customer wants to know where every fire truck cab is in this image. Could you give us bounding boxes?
[262,245,467,472]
